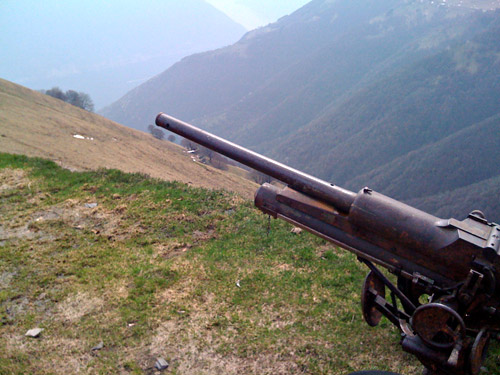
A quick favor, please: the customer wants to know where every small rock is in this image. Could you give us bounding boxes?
[37,292,47,300]
[92,341,104,351]
[155,357,169,371]
[25,328,43,338]
[85,203,98,208]
[290,227,303,234]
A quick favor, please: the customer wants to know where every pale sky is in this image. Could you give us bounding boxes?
[205,0,311,29]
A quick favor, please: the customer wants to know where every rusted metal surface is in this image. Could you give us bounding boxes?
[156,113,356,213]
[361,271,385,327]
[411,303,466,350]
[156,113,500,375]
[469,329,490,375]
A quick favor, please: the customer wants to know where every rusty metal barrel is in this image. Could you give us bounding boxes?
[156,113,357,213]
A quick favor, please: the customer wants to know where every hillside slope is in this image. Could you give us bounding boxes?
[99,0,403,129]
[0,78,256,198]
[276,14,500,177]
[0,154,426,375]
[346,114,500,203]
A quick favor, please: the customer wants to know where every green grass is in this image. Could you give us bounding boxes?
[1,153,497,374]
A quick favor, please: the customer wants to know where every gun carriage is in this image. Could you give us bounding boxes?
[156,113,500,375]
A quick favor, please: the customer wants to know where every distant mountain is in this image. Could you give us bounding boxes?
[101,0,500,222]
[0,0,246,108]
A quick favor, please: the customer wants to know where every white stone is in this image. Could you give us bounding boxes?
[25,328,43,337]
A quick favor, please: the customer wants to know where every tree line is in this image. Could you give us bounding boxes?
[40,87,94,112]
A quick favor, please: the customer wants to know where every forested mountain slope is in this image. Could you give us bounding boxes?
[101,0,500,222]
[100,0,403,129]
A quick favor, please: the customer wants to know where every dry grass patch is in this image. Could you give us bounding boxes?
[55,292,104,322]
[153,241,191,260]
[149,314,304,375]
[0,168,30,192]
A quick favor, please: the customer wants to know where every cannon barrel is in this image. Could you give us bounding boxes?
[156,112,500,286]
[156,113,356,213]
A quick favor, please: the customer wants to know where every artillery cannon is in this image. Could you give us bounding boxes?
[156,113,500,375]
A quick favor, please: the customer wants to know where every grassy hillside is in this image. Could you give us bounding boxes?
[199,1,479,150]
[0,153,428,374]
[0,78,256,199]
[277,14,500,183]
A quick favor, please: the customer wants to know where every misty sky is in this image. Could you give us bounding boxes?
[205,0,311,29]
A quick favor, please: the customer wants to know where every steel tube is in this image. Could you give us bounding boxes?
[156,113,356,213]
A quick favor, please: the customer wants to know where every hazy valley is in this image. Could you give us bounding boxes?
[0,0,246,108]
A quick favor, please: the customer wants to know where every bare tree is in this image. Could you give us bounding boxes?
[147,124,165,140]
[180,138,198,151]
[77,92,95,112]
[42,87,94,111]
[65,90,83,108]
[44,87,65,100]
[249,169,272,184]
[197,146,215,162]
